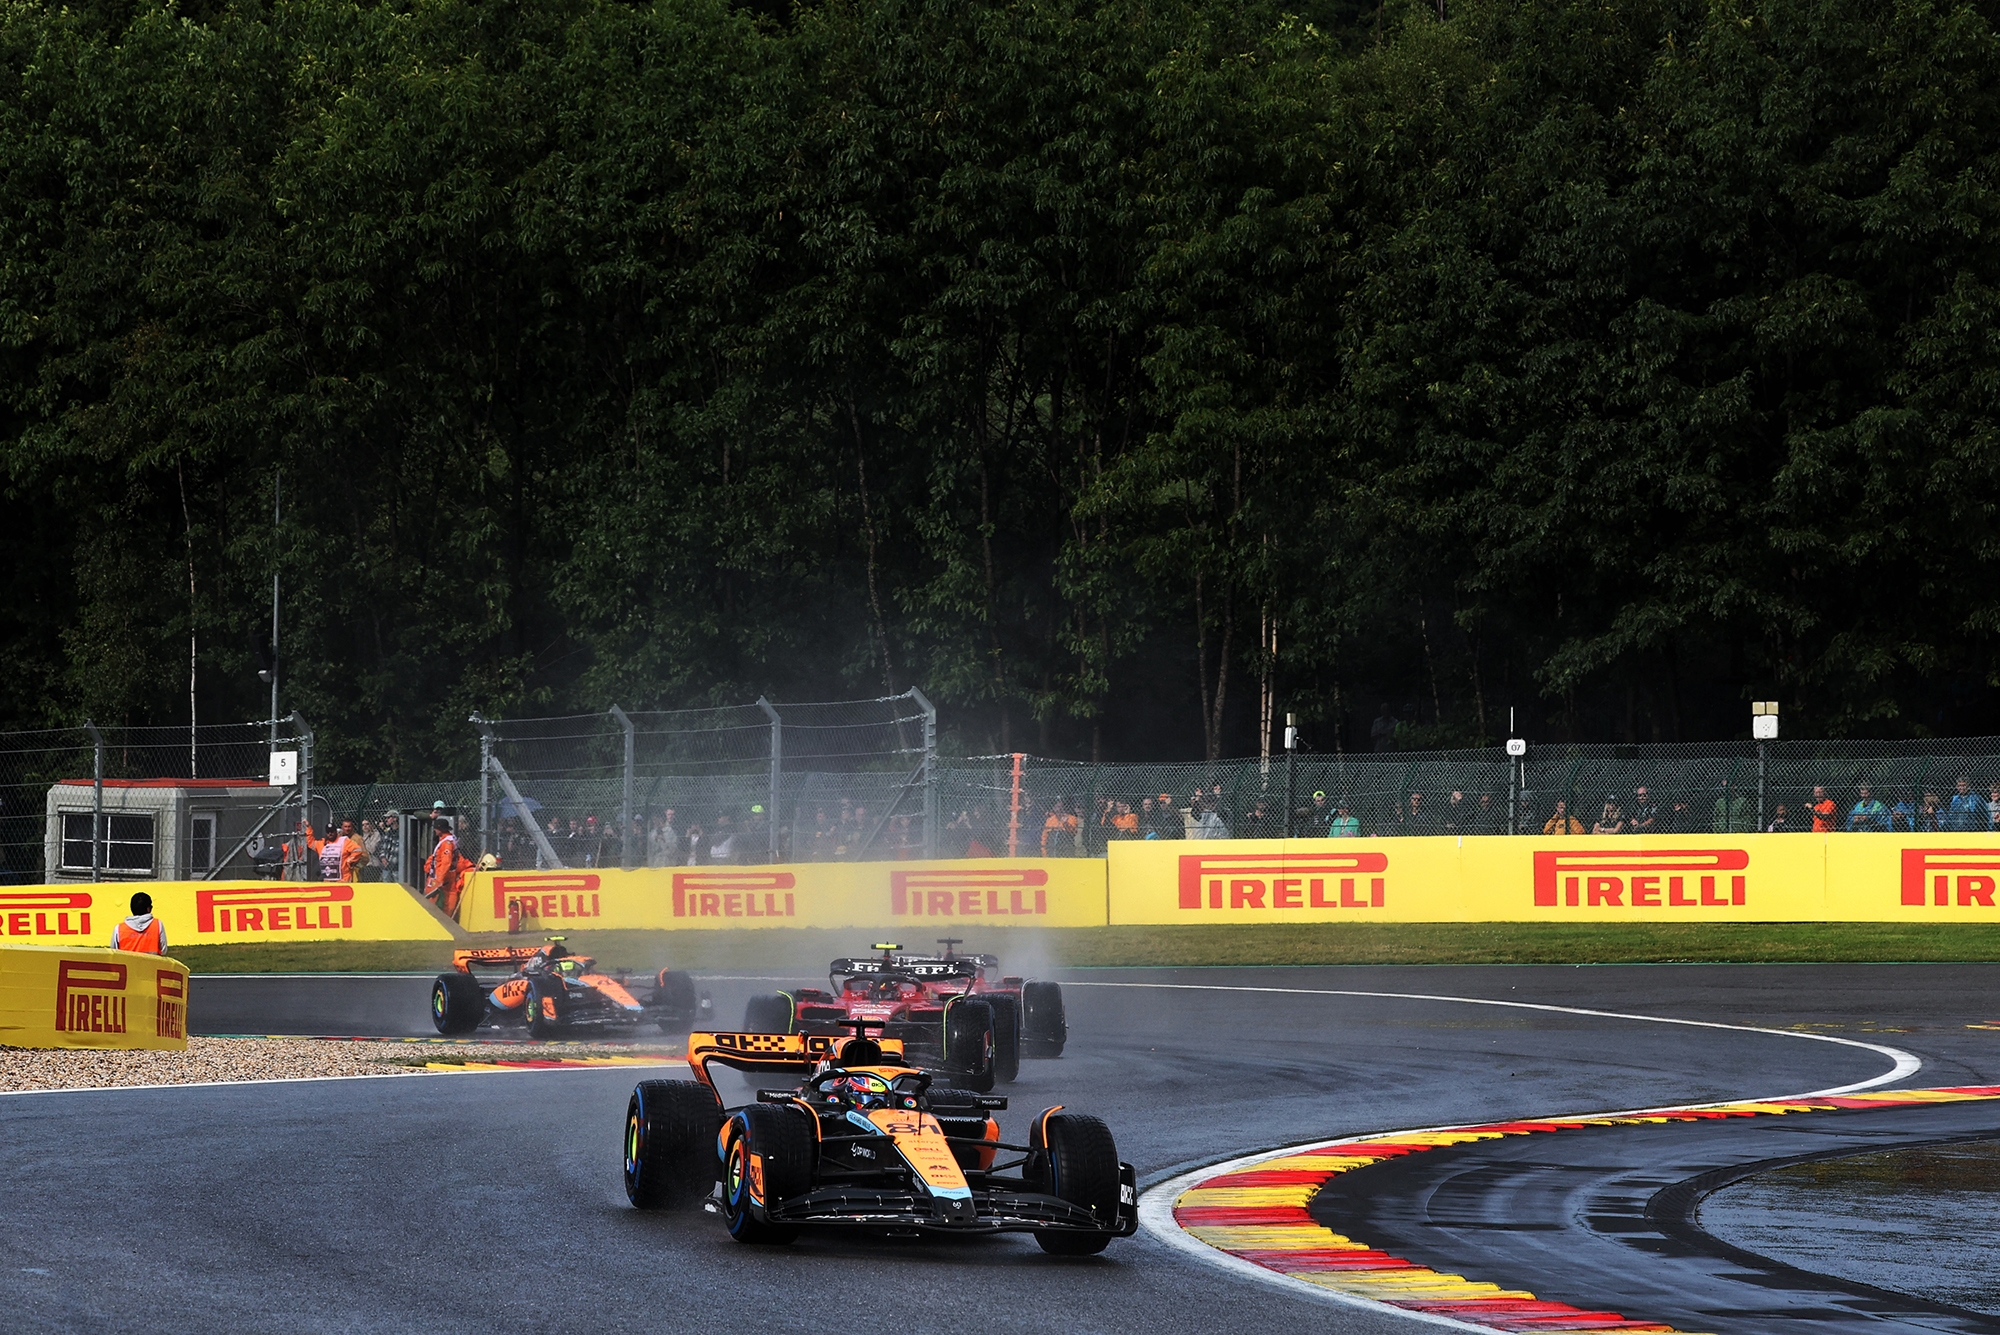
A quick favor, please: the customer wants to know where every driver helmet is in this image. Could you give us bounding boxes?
[824,1071,892,1109]
[868,978,902,1000]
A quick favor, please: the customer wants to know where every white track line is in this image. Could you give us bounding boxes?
[0,1061,684,1099]
[1085,980,1922,1328]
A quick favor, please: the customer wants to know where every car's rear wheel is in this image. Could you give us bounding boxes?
[944,997,995,1093]
[1021,980,1067,1058]
[742,992,793,1034]
[624,1080,721,1209]
[985,993,1021,1084]
[1032,1111,1120,1254]
[722,1105,814,1244]
[653,969,698,1031]
[429,973,485,1035]
[526,977,565,1039]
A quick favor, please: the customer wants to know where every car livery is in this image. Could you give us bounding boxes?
[429,937,707,1038]
[621,1023,1137,1253]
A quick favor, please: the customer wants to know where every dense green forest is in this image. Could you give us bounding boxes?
[3,0,1998,781]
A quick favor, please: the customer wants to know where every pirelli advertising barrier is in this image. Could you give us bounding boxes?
[0,881,453,946]
[0,944,189,1050]
[1108,834,2000,923]
[459,860,1111,932]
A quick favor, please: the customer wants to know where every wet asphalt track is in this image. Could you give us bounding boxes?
[4,963,1999,1334]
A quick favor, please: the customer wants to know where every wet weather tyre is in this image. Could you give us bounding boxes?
[945,998,996,1093]
[1033,1112,1120,1255]
[986,994,1021,1084]
[624,1080,721,1210]
[1021,981,1067,1058]
[526,977,565,1039]
[742,993,793,1034]
[723,1105,814,1244]
[653,970,698,1031]
[430,973,484,1035]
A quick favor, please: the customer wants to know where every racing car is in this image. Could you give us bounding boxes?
[620,1021,1136,1253]
[740,941,1067,1092]
[429,938,707,1038]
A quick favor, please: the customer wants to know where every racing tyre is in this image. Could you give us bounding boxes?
[986,994,1021,1084]
[742,992,793,1035]
[1031,1111,1120,1255]
[430,973,485,1035]
[1021,980,1067,1058]
[526,977,565,1039]
[653,969,698,1031]
[722,1104,814,1244]
[944,998,996,1093]
[624,1080,722,1210]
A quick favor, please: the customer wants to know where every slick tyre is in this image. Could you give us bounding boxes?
[1032,1112,1121,1255]
[944,998,996,1093]
[723,1105,814,1245]
[429,973,485,1035]
[986,994,1021,1084]
[1021,980,1067,1058]
[526,977,565,1039]
[742,992,794,1035]
[653,969,698,1031]
[624,1080,722,1210]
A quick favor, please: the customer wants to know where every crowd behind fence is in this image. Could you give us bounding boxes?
[23,716,2000,884]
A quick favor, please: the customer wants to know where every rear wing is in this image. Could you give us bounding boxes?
[832,956,983,981]
[685,1030,909,1091]
[452,947,548,973]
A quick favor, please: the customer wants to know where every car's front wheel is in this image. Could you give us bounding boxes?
[722,1105,814,1244]
[429,973,485,1035]
[1031,1111,1121,1255]
[526,977,565,1039]
[624,1080,721,1209]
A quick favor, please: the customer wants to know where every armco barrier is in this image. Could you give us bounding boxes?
[1108,834,2000,923]
[0,943,189,1050]
[460,860,1111,932]
[0,881,453,946]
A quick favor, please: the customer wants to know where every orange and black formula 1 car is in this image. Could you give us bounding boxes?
[429,938,707,1038]
[621,1022,1136,1253]
[740,940,1067,1092]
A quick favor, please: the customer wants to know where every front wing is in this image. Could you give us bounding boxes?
[720,1166,1140,1238]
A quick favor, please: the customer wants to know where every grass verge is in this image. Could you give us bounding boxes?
[172,921,2000,975]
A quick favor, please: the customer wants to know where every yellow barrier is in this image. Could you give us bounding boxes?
[0,943,189,1050]
[1107,834,2000,923]
[0,881,453,946]
[460,859,1111,932]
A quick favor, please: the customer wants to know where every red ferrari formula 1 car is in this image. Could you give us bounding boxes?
[742,941,1067,1093]
[621,1022,1136,1253]
[429,938,707,1038]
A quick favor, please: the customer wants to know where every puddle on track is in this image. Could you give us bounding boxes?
[1698,1141,2000,1315]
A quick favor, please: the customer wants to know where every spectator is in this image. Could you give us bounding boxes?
[1370,704,1397,752]
[649,809,680,867]
[1328,801,1360,837]
[1628,787,1657,835]
[685,822,708,865]
[1809,786,1837,833]
[1146,794,1181,840]
[1296,790,1332,835]
[1191,798,1230,840]
[361,818,383,865]
[319,819,368,882]
[1111,801,1139,840]
[1918,789,1943,833]
[1712,780,1751,833]
[1666,797,1695,832]
[1767,803,1793,833]
[1847,785,1891,832]
[1543,800,1584,835]
[1890,790,1916,833]
[1398,792,1427,837]
[1947,778,1986,832]
[1442,790,1468,836]
[1241,798,1278,840]
[1475,792,1504,835]
[1040,798,1079,855]
[1592,801,1626,835]
[1989,785,2000,832]
[710,814,738,864]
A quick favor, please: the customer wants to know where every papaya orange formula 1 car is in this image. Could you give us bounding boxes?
[621,1021,1137,1253]
[430,938,707,1037]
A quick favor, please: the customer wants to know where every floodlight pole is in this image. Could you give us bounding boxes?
[1283,713,1298,839]
[474,714,493,863]
[757,696,781,864]
[910,687,937,860]
[610,704,635,870]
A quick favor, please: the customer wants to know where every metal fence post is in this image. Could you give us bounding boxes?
[85,719,103,882]
[609,704,635,870]
[477,719,493,863]
[909,687,937,860]
[290,712,314,880]
[756,697,782,864]
[1757,741,1767,832]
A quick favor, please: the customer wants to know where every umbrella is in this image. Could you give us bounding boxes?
[498,796,543,819]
